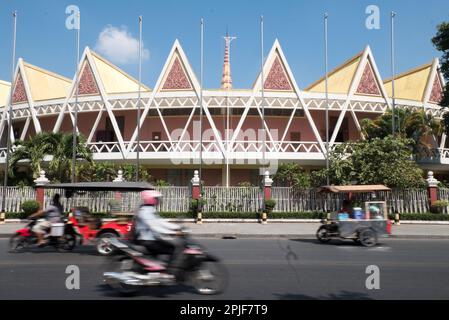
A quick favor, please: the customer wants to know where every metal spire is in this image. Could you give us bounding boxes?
[221,31,236,90]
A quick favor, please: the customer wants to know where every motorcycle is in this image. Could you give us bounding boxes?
[103,231,228,296]
[9,218,77,253]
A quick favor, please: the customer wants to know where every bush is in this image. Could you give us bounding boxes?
[20,200,40,217]
[264,199,276,213]
[430,200,449,214]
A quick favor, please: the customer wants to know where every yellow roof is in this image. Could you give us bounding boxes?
[90,51,151,94]
[383,62,432,102]
[22,62,71,101]
[0,80,11,107]
[306,51,362,94]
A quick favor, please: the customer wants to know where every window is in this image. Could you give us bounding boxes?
[152,132,161,141]
[290,132,301,142]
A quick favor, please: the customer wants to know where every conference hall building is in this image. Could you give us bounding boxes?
[0,38,446,186]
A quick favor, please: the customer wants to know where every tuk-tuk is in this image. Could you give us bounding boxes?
[40,182,155,255]
[316,185,392,247]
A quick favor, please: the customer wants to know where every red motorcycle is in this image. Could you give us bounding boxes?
[9,218,77,253]
[103,231,228,296]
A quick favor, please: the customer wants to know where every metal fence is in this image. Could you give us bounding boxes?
[0,187,36,212]
[271,187,431,214]
[0,185,438,215]
[43,186,191,213]
[202,186,261,213]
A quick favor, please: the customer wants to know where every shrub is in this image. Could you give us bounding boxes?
[264,199,276,213]
[430,200,449,214]
[20,200,40,217]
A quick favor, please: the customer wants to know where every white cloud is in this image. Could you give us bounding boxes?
[94,25,149,65]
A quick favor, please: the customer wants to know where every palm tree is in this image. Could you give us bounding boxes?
[9,132,92,183]
[9,132,59,179]
[361,109,443,157]
[48,133,92,182]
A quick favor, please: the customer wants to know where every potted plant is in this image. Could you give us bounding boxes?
[430,200,449,214]
[261,199,276,224]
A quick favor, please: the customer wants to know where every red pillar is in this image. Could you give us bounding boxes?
[191,170,202,224]
[426,171,439,208]
[34,170,49,209]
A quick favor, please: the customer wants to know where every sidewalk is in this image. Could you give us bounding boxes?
[1,221,449,239]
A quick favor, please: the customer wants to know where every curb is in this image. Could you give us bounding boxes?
[3,218,449,224]
[1,233,449,240]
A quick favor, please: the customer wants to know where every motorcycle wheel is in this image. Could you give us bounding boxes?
[96,232,118,256]
[57,233,77,252]
[316,226,331,243]
[190,261,229,295]
[106,257,142,296]
[9,234,29,253]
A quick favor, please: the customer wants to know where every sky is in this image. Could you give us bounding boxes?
[0,0,448,90]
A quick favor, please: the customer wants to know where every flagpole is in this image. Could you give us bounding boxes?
[71,10,80,183]
[324,13,330,185]
[391,11,396,136]
[136,15,142,182]
[2,11,17,213]
[260,15,265,170]
[199,18,204,210]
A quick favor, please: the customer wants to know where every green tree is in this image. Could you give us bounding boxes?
[361,109,442,157]
[47,133,92,182]
[311,136,425,188]
[432,21,449,107]
[9,132,92,184]
[273,163,310,189]
[432,21,449,133]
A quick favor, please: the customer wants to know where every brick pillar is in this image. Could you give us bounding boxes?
[191,170,202,224]
[34,170,49,209]
[113,169,124,205]
[261,171,273,224]
[426,171,439,208]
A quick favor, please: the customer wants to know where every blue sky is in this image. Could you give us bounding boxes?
[0,0,448,89]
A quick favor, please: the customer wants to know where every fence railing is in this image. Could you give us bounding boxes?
[0,187,36,212]
[202,186,261,213]
[0,186,439,215]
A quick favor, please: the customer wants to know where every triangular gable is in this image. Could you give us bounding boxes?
[306,52,362,94]
[12,72,28,104]
[22,62,71,101]
[161,51,193,91]
[429,72,443,104]
[0,81,10,107]
[91,51,150,94]
[355,60,381,96]
[78,60,100,95]
[384,63,432,102]
[264,53,293,91]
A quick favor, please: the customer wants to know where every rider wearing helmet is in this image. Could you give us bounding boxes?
[133,190,185,278]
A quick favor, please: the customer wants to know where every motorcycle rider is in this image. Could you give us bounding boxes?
[132,190,186,279]
[29,194,63,246]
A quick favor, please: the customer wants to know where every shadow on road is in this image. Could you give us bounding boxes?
[289,238,360,246]
[95,283,199,299]
[274,291,374,300]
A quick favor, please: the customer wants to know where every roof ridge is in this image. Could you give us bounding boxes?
[22,61,72,83]
[90,50,151,91]
[383,60,433,84]
[305,49,364,91]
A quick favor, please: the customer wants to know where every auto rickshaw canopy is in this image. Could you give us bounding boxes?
[37,182,155,192]
[317,185,391,193]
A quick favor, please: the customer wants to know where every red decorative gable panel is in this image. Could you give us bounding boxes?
[162,57,192,90]
[78,62,99,95]
[264,56,292,91]
[12,73,28,104]
[356,61,381,96]
[429,75,443,104]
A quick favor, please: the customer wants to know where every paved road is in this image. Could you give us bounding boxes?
[1,238,449,300]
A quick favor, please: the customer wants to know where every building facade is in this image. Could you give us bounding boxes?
[0,39,446,186]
